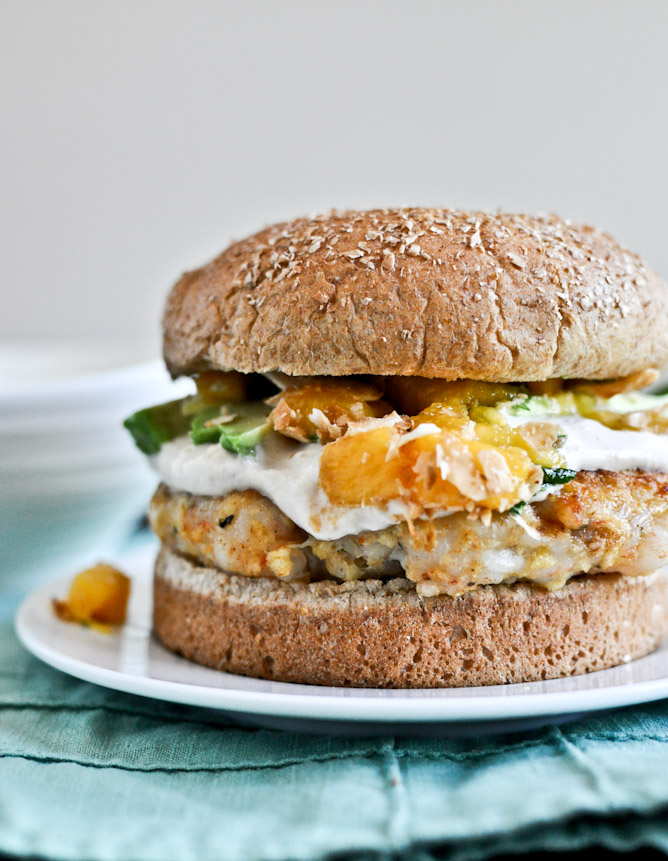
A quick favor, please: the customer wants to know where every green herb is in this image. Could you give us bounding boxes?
[509,467,576,517]
[541,467,577,485]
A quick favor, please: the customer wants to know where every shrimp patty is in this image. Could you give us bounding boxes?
[149,471,668,597]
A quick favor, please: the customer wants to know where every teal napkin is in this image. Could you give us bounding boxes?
[4,586,668,861]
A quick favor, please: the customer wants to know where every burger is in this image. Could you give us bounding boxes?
[124,208,668,688]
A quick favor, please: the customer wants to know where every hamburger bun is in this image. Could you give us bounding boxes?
[163,208,668,381]
[126,208,668,689]
[154,547,668,688]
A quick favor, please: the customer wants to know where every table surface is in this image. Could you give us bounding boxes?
[4,537,668,861]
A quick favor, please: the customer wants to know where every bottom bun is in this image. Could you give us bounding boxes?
[154,547,668,688]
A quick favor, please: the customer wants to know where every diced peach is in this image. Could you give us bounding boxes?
[319,426,403,505]
[413,404,564,471]
[412,403,470,431]
[404,432,537,509]
[473,420,565,469]
[269,381,390,443]
[384,378,523,415]
[195,370,247,404]
[319,425,541,513]
[53,564,131,629]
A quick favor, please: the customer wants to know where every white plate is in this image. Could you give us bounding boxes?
[15,543,668,735]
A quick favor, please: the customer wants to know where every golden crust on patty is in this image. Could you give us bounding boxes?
[540,469,668,529]
[149,471,668,597]
[149,486,306,580]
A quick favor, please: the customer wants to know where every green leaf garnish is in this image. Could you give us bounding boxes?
[541,467,577,485]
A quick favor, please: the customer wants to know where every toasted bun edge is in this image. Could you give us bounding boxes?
[153,547,668,688]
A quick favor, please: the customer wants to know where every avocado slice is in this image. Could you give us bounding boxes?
[190,406,233,445]
[123,398,193,455]
[190,402,271,455]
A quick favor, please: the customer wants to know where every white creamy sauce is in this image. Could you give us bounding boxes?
[153,433,409,540]
[556,416,668,473]
[501,410,668,472]
[153,415,668,541]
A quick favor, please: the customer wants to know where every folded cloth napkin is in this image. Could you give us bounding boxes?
[4,587,668,861]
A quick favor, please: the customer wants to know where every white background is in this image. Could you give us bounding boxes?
[2,0,667,360]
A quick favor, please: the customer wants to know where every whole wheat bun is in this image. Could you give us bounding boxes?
[163,208,668,381]
[154,547,668,688]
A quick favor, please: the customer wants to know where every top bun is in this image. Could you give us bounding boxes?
[163,208,668,381]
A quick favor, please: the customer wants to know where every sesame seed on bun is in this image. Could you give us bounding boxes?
[163,208,668,381]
